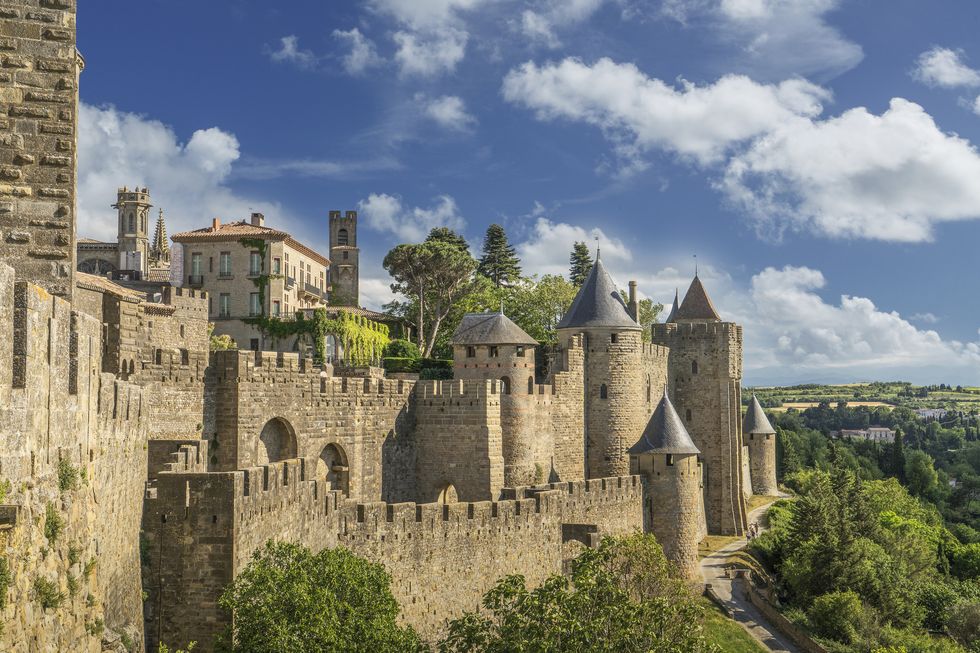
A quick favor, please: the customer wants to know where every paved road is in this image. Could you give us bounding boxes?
[701,500,800,653]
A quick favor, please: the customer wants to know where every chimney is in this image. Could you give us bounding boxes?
[251,212,265,227]
[211,217,221,231]
[627,280,639,321]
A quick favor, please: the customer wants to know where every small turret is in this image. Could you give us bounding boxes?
[743,395,778,496]
[674,275,721,322]
[630,392,705,580]
[665,288,679,323]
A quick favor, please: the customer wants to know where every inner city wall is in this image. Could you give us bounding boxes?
[143,456,644,650]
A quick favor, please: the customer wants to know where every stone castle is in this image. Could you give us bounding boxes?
[0,2,779,651]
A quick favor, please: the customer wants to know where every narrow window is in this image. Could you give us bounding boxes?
[610,333,618,343]
[489,346,499,358]
[249,292,261,316]
[272,300,281,317]
[180,349,189,365]
[343,251,349,260]
[686,409,692,422]
[219,294,231,317]
[272,257,281,274]
[179,324,185,338]
[500,376,511,395]
[249,251,261,276]
[600,384,608,399]
[516,345,525,358]
[219,252,232,276]
[692,360,699,375]
[528,377,534,394]
[337,228,349,246]
[250,338,259,351]
[666,454,674,466]
[128,213,135,233]
[190,252,202,276]
[466,346,476,358]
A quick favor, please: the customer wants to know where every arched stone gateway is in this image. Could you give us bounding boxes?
[256,417,297,465]
[437,483,458,504]
[317,443,350,496]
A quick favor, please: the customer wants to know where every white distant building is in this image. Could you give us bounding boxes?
[838,427,895,443]
[915,408,948,420]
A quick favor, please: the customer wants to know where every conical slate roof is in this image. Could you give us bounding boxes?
[674,275,721,321]
[557,257,641,330]
[743,395,776,435]
[451,312,538,346]
[629,392,701,455]
[665,289,679,323]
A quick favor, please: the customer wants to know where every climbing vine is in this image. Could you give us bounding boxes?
[239,237,281,317]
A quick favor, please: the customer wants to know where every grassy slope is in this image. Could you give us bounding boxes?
[701,599,767,653]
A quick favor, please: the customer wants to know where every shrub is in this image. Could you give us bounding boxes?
[57,458,79,492]
[33,575,64,610]
[807,590,868,644]
[67,543,82,567]
[0,478,11,503]
[44,503,64,543]
[419,358,452,380]
[0,556,10,610]
[383,339,420,360]
[947,601,980,652]
[83,557,97,579]
[85,618,104,637]
[66,573,79,598]
[381,357,421,374]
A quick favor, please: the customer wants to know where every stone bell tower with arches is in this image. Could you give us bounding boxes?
[113,186,152,275]
[329,210,359,306]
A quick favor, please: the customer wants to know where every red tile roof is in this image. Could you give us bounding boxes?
[171,220,330,267]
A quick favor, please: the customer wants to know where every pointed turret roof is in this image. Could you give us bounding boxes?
[451,312,538,346]
[743,395,776,435]
[151,208,169,258]
[665,289,679,322]
[674,275,721,321]
[629,391,701,455]
[557,257,640,330]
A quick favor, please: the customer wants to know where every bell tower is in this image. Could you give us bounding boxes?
[328,210,359,306]
[113,186,152,275]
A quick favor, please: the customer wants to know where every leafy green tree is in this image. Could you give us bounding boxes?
[619,290,664,341]
[905,450,939,498]
[217,541,423,653]
[208,323,236,351]
[382,338,420,360]
[439,534,713,653]
[807,590,868,644]
[427,226,470,253]
[891,429,907,483]
[477,224,521,287]
[568,241,593,286]
[947,601,980,652]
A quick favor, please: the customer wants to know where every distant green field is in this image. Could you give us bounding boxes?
[745,382,980,413]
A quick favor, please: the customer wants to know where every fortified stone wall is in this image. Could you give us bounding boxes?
[0,0,81,301]
[0,264,148,651]
[142,455,644,652]
[652,321,747,535]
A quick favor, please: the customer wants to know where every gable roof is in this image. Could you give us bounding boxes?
[629,392,701,455]
[557,257,640,330]
[171,219,330,267]
[743,395,776,435]
[451,312,537,346]
[674,275,721,321]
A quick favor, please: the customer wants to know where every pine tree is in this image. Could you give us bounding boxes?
[426,227,469,253]
[477,224,521,287]
[569,241,593,286]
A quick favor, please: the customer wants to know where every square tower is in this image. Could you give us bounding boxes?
[328,210,359,306]
[113,186,152,275]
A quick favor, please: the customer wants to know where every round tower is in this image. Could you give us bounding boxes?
[744,395,778,495]
[629,391,705,580]
[451,311,541,485]
[557,254,645,479]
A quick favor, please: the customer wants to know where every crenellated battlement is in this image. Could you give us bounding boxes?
[651,321,742,340]
[641,342,671,357]
[414,377,503,402]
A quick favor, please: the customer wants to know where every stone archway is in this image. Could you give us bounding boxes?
[317,443,350,496]
[437,483,458,504]
[256,417,297,465]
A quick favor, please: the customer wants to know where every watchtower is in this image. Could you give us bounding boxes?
[113,186,152,275]
[557,254,646,479]
[629,391,705,580]
[744,395,778,495]
[329,210,359,306]
[651,275,747,535]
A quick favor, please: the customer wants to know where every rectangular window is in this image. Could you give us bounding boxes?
[250,338,259,351]
[191,253,202,275]
[219,293,230,317]
[272,257,281,275]
[467,346,476,358]
[249,251,261,276]
[516,346,525,357]
[249,292,260,316]
[610,333,618,343]
[489,346,499,358]
[343,251,349,260]
[208,256,213,273]
[219,252,232,276]
[272,300,281,317]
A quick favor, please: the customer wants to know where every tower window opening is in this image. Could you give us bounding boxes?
[686,409,692,422]
[489,346,499,358]
[528,376,534,394]
[692,360,699,375]
[516,345,525,357]
[610,333,618,343]
[600,384,608,399]
[666,454,674,466]
[128,213,135,233]
[466,346,475,358]
[337,228,349,246]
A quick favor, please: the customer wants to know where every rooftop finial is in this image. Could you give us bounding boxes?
[499,299,504,315]
[694,254,698,277]
[595,236,600,261]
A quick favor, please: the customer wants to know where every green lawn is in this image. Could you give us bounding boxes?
[702,599,767,653]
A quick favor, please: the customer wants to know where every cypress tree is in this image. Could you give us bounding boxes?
[891,428,906,483]
[569,241,593,286]
[477,224,521,287]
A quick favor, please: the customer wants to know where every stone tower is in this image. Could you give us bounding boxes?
[113,186,151,274]
[329,210,359,306]
[629,391,705,580]
[0,0,83,300]
[744,395,778,496]
[558,254,646,479]
[451,311,542,485]
[651,275,747,535]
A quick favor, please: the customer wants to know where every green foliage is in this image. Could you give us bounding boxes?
[67,543,82,567]
[83,557,97,579]
[0,556,10,610]
[568,241,593,286]
[248,308,389,366]
[208,323,236,351]
[619,290,664,341]
[383,338,420,360]
[44,502,64,543]
[419,358,453,380]
[33,575,64,610]
[426,226,470,252]
[0,478,10,503]
[158,643,197,653]
[950,543,980,580]
[85,617,104,637]
[439,533,714,653]
[947,601,980,652]
[905,449,940,498]
[66,572,79,598]
[807,591,868,644]
[217,540,423,653]
[57,457,79,492]
[381,357,420,373]
[477,224,521,287]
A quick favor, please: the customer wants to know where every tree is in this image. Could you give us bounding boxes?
[426,226,470,253]
[477,224,521,287]
[904,450,939,498]
[208,323,236,351]
[568,241,593,286]
[619,290,664,341]
[217,541,422,653]
[891,429,907,483]
[439,534,713,653]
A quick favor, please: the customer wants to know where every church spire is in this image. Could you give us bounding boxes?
[151,208,169,263]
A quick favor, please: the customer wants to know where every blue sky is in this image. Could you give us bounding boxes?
[75,0,980,385]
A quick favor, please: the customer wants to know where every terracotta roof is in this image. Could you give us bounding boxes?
[557,257,640,331]
[171,220,330,267]
[451,312,538,346]
[76,272,143,300]
[674,275,721,322]
[743,395,776,435]
[629,392,701,455]
[77,237,112,245]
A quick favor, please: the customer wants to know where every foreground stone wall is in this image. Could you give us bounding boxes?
[142,459,644,651]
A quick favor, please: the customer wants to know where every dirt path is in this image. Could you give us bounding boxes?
[701,499,800,653]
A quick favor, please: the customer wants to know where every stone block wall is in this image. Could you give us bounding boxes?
[549,334,585,481]
[0,0,81,301]
[747,432,778,496]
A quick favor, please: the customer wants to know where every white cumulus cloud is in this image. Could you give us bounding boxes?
[417,94,477,131]
[722,98,980,242]
[519,0,606,48]
[912,46,980,88]
[357,193,466,242]
[267,35,317,69]
[515,217,632,278]
[333,28,383,75]
[393,29,468,77]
